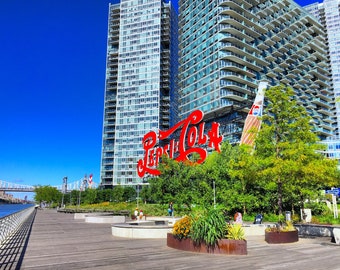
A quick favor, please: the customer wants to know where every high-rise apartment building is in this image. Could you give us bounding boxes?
[100,0,178,188]
[303,0,340,164]
[178,0,335,144]
[304,0,340,135]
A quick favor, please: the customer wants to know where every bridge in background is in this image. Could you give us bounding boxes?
[0,179,97,193]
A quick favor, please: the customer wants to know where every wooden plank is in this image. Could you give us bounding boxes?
[7,209,338,270]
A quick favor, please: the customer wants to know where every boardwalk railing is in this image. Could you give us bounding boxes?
[0,206,36,245]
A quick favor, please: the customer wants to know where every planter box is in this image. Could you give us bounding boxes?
[265,230,299,244]
[167,233,247,255]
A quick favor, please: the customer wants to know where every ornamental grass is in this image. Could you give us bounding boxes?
[172,207,246,247]
[226,224,246,240]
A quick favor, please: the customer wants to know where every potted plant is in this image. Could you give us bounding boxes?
[265,220,298,244]
[167,207,247,255]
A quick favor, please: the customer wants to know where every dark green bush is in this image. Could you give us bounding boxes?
[304,202,330,216]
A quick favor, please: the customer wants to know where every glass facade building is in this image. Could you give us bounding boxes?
[305,0,340,135]
[100,0,178,187]
[320,136,340,161]
[304,0,340,165]
[178,0,335,144]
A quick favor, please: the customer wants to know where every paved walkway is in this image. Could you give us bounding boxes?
[2,209,339,270]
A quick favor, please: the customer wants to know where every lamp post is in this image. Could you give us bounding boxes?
[78,176,88,207]
[61,177,67,208]
[136,184,140,209]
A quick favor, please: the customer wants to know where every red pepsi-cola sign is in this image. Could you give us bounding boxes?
[137,110,223,177]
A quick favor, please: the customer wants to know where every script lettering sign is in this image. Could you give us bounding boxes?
[137,110,223,177]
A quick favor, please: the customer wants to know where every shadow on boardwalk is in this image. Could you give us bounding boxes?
[4,209,340,270]
[0,209,36,270]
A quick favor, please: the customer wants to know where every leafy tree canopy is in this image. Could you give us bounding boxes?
[254,85,339,214]
[34,185,61,204]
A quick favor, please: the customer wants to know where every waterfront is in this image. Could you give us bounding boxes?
[0,204,34,218]
[1,209,339,269]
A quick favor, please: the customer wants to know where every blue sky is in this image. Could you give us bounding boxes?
[0,0,317,200]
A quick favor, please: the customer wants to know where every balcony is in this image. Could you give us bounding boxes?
[220,51,262,71]
[317,108,334,116]
[220,79,253,95]
[220,89,247,102]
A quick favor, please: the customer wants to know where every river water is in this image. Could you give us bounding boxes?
[0,204,35,218]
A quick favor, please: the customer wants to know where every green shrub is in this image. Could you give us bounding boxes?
[311,216,320,224]
[241,214,255,222]
[317,214,340,225]
[304,202,330,216]
[261,213,278,222]
[190,207,226,247]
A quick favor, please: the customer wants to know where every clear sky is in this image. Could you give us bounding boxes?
[0,0,318,200]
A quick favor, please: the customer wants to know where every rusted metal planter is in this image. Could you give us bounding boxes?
[166,233,247,255]
[265,230,299,244]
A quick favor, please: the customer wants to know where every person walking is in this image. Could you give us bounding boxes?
[168,202,174,217]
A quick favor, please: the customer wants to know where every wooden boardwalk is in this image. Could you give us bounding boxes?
[1,209,339,270]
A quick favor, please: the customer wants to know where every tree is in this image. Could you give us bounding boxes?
[140,185,153,203]
[123,186,136,202]
[254,85,339,216]
[110,186,122,202]
[83,188,98,204]
[204,142,271,215]
[34,185,62,205]
[149,155,210,211]
[70,190,79,205]
[226,144,266,214]
[202,143,234,210]
[96,188,113,202]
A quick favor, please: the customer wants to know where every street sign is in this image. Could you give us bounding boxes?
[325,188,340,196]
